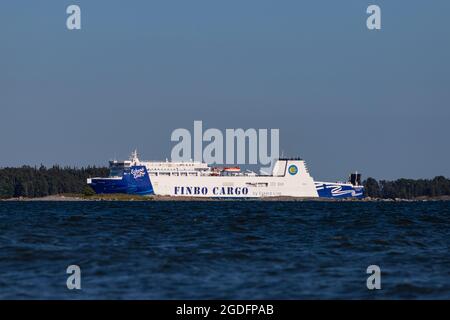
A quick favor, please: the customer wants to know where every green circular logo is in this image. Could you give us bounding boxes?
[288,165,298,175]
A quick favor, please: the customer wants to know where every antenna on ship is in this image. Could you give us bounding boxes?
[130,149,139,163]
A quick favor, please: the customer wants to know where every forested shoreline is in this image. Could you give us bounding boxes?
[0,166,450,199]
[363,176,450,199]
[0,166,108,198]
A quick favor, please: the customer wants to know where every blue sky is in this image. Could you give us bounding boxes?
[0,1,449,180]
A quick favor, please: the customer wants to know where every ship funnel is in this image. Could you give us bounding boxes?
[349,172,362,186]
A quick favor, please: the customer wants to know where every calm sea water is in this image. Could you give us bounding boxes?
[0,201,449,299]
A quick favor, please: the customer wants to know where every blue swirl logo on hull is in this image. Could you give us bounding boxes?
[315,182,364,199]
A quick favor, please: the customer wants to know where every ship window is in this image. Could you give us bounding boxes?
[109,165,125,177]
[246,182,268,187]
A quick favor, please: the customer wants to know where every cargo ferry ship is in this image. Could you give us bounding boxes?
[87,151,364,199]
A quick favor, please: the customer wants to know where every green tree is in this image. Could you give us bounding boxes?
[83,185,96,196]
[363,177,380,198]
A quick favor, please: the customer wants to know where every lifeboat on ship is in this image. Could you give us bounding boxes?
[223,167,240,172]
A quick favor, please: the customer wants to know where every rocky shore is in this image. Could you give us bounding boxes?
[2,194,450,202]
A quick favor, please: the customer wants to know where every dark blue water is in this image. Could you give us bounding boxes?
[0,201,449,299]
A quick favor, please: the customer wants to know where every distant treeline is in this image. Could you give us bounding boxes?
[363,176,450,199]
[1,166,450,199]
[0,166,108,198]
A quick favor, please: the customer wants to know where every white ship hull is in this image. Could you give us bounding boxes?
[150,168,318,198]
